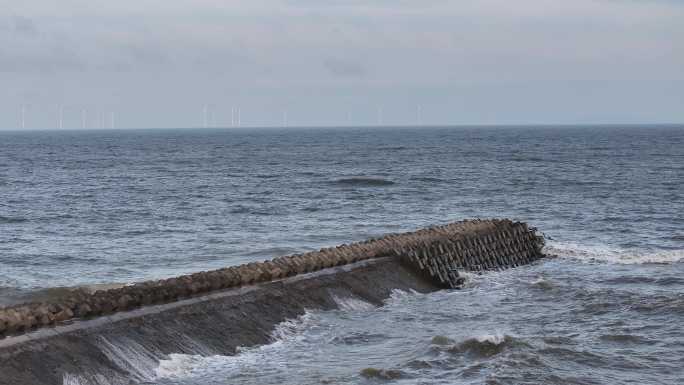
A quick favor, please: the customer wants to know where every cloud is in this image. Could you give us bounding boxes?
[0,0,682,127]
[323,58,366,78]
[12,16,37,37]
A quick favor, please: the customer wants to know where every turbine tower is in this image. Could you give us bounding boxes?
[21,105,25,129]
[58,105,64,129]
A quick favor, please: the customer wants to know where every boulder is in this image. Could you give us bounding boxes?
[74,303,93,318]
[5,309,24,333]
[116,295,134,311]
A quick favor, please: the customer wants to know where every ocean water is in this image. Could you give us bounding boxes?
[1,125,683,384]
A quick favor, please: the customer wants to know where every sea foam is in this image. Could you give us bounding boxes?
[545,242,684,265]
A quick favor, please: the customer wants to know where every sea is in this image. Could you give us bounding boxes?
[1,125,683,384]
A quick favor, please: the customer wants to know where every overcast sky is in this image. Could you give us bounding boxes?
[1,0,682,129]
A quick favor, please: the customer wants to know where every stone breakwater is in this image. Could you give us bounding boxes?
[0,219,544,338]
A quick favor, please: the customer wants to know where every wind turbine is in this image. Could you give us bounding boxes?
[21,105,26,129]
[82,109,87,129]
[58,105,64,129]
[203,105,208,128]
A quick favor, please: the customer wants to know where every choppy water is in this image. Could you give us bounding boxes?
[1,125,683,384]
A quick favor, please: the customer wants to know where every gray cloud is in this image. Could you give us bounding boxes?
[12,16,37,37]
[323,58,366,78]
[0,0,682,128]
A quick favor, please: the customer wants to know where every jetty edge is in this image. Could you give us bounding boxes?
[0,218,545,385]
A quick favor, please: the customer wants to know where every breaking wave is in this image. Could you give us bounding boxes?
[331,294,376,312]
[545,242,684,265]
[155,311,317,380]
[446,334,520,358]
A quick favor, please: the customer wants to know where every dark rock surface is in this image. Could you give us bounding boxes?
[0,259,436,385]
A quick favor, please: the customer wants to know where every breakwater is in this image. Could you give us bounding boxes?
[0,219,544,385]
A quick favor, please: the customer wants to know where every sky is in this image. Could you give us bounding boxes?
[0,0,683,129]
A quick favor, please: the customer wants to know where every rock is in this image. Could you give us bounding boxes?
[74,303,93,318]
[0,312,8,334]
[116,295,134,311]
[5,309,23,333]
[53,309,73,323]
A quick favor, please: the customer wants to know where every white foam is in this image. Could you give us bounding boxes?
[383,288,422,305]
[62,373,126,385]
[63,373,86,385]
[331,294,376,312]
[269,311,316,342]
[155,353,205,379]
[155,311,318,380]
[98,337,160,382]
[545,242,684,265]
[473,333,507,345]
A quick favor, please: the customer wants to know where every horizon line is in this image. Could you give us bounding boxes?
[0,122,683,133]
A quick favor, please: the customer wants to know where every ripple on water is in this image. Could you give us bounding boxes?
[332,177,396,187]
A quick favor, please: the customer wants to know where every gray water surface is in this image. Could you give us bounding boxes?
[2,125,683,384]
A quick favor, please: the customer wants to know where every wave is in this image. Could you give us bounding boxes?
[602,276,684,286]
[332,177,395,187]
[229,205,284,216]
[359,367,406,380]
[155,311,317,380]
[506,156,545,162]
[379,146,408,151]
[301,206,321,212]
[598,334,651,344]
[331,331,388,346]
[430,335,453,346]
[530,277,556,291]
[331,294,376,312]
[545,242,684,265]
[0,215,28,224]
[447,334,519,358]
[410,176,447,183]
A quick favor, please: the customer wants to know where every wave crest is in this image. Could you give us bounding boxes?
[545,242,684,265]
[359,367,405,380]
[447,334,518,358]
[155,311,317,380]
